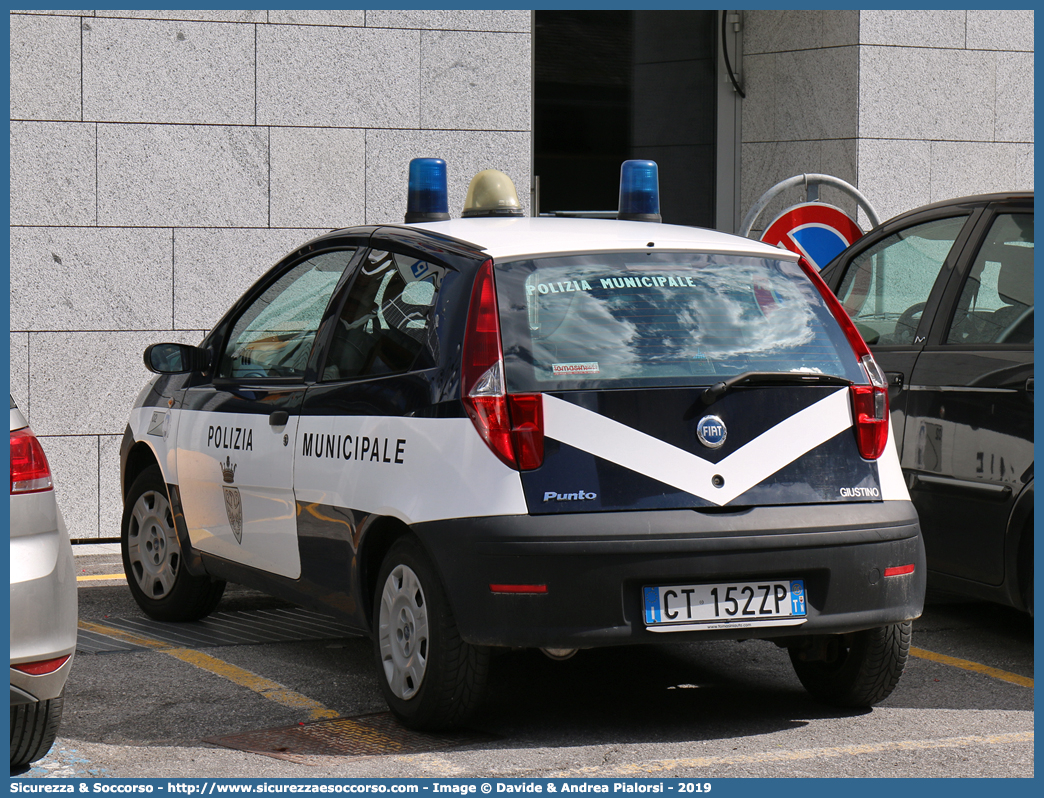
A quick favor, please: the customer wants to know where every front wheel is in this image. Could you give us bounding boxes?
[121,464,225,621]
[372,536,489,731]
[10,692,64,768]
[789,622,912,707]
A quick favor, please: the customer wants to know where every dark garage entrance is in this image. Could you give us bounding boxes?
[534,10,719,228]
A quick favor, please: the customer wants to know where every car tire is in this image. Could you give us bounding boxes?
[372,536,489,731]
[789,622,911,707]
[121,464,225,622]
[10,691,64,768]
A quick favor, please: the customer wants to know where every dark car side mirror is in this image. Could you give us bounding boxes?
[144,343,210,374]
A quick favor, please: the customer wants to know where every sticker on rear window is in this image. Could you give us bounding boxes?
[552,362,600,375]
[527,275,704,296]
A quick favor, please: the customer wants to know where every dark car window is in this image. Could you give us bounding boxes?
[218,249,357,379]
[946,213,1034,345]
[495,251,866,391]
[836,216,967,345]
[321,249,445,381]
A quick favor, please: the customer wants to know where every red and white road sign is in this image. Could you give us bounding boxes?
[761,202,863,270]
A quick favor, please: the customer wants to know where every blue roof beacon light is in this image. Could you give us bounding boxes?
[617,160,662,223]
[404,158,451,223]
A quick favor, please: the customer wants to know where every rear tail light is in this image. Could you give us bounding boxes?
[461,260,545,470]
[12,655,70,676]
[884,564,916,578]
[851,355,889,460]
[10,427,54,494]
[489,584,548,594]
[798,257,889,460]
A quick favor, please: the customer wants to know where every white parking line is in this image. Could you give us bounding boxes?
[551,732,1034,776]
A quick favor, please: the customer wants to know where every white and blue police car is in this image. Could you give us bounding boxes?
[121,159,925,730]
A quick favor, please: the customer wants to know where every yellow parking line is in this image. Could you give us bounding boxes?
[910,646,1034,688]
[78,619,340,721]
[77,573,127,582]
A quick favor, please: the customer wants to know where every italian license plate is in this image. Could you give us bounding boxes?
[643,579,807,631]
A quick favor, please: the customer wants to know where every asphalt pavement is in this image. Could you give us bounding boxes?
[14,544,1034,781]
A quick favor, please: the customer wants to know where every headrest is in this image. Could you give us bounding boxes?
[995,244,1034,306]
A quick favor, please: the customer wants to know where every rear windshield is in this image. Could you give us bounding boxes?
[495,251,866,391]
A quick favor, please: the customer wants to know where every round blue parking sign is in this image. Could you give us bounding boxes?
[762,202,863,270]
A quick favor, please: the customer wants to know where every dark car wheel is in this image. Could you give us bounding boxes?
[372,536,489,731]
[10,691,64,768]
[789,622,912,707]
[121,464,225,622]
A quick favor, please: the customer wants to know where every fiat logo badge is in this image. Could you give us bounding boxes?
[696,415,727,449]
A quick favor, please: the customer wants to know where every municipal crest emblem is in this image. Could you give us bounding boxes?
[221,457,243,544]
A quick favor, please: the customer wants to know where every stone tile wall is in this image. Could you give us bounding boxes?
[10,8,1031,537]
[9,9,532,539]
[741,9,1033,233]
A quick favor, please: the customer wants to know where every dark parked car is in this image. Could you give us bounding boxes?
[820,192,1033,614]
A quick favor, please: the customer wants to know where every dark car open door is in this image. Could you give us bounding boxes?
[903,200,1034,589]
[819,208,979,457]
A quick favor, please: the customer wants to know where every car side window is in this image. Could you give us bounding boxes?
[218,249,357,379]
[836,216,967,345]
[946,213,1033,345]
[321,249,445,381]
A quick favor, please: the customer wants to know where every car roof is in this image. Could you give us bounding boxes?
[385,217,799,262]
[878,191,1033,229]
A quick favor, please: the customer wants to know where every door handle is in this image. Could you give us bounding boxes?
[885,372,904,389]
[269,410,289,427]
[1026,378,1034,393]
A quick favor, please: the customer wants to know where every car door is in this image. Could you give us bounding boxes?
[292,240,470,625]
[175,246,361,578]
[903,201,1034,586]
[821,210,978,454]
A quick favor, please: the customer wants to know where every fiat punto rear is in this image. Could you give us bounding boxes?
[121,160,925,730]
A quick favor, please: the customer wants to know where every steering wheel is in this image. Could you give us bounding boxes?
[995,306,1033,344]
[893,302,926,343]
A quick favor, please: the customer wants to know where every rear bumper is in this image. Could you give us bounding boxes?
[10,500,78,704]
[414,501,925,648]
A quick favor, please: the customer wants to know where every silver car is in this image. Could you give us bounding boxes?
[9,396,77,769]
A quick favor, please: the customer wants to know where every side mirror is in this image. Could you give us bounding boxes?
[144,343,209,374]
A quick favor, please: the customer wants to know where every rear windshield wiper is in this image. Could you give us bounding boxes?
[698,371,852,408]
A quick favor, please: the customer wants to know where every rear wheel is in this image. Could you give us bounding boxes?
[121,464,225,621]
[10,691,64,768]
[372,536,489,731]
[789,622,911,707]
